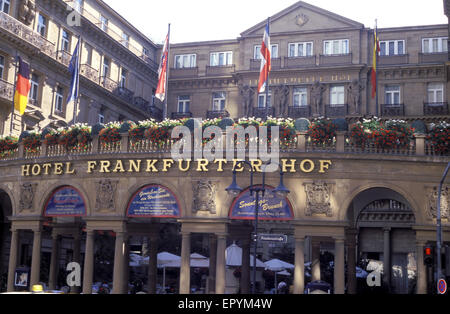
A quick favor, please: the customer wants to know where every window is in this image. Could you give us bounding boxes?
[177,95,190,113]
[385,85,401,105]
[175,54,196,69]
[122,33,129,48]
[293,87,308,107]
[0,55,4,79]
[422,37,448,53]
[288,42,313,57]
[100,15,108,32]
[37,14,47,37]
[210,51,232,66]
[428,83,444,103]
[29,73,39,105]
[55,86,64,113]
[142,47,149,60]
[258,91,272,108]
[73,0,83,13]
[254,44,279,59]
[330,86,345,106]
[0,0,10,14]
[324,39,349,55]
[212,92,226,111]
[102,57,110,78]
[98,113,105,124]
[379,40,405,56]
[61,30,70,52]
[120,68,127,88]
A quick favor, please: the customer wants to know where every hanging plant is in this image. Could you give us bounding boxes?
[20,131,42,153]
[427,121,449,155]
[0,136,19,157]
[308,119,338,146]
[99,122,121,147]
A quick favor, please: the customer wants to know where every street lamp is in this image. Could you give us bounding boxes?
[225,161,290,294]
[436,162,450,288]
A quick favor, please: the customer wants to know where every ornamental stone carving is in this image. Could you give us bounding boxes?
[18,0,36,26]
[95,180,117,212]
[347,79,365,115]
[19,183,36,212]
[295,13,310,28]
[239,85,256,117]
[304,182,333,217]
[192,180,216,214]
[310,81,326,115]
[426,186,449,221]
[275,85,290,117]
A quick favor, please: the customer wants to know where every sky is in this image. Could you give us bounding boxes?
[102,0,448,44]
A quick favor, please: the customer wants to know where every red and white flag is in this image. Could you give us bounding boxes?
[258,19,271,94]
[155,29,170,102]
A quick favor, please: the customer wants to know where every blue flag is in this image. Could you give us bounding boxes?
[66,38,80,105]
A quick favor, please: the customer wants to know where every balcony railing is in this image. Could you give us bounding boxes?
[319,53,352,66]
[378,54,409,66]
[325,104,348,117]
[0,79,14,102]
[206,110,230,119]
[250,58,281,71]
[148,106,163,120]
[206,65,235,76]
[171,112,193,119]
[252,107,275,119]
[169,67,198,79]
[288,106,311,119]
[115,87,134,103]
[381,103,405,116]
[80,64,99,82]
[284,56,316,68]
[419,52,448,64]
[424,102,449,115]
[100,76,118,93]
[56,50,72,66]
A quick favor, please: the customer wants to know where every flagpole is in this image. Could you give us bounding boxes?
[375,19,379,117]
[163,23,171,121]
[265,17,270,119]
[73,36,81,125]
[10,54,19,136]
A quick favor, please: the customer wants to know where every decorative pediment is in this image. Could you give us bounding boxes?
[241,1,364,37]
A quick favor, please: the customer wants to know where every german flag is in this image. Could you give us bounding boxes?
[14,56,31,115]
[371,30,380,99]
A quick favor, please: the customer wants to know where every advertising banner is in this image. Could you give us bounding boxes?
[127,185,181,218]
[44,186,86,217]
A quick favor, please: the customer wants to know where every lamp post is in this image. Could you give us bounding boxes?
[226,161,290,294]
[437,162,450,287]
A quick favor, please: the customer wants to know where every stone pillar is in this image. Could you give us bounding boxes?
[179,232,191,294]
[30,228,42,289]
[383,228,391,289]
[215,234,227,295]
[241,237,251,294]
[416,240,427,294]
[82,230,95,294]
[148,235,158,294]
[7,229,19,292]
[112,232,126,294]
[334,238,345,294]
[208,234,217,294]
[446,246,450,277]
[70,232,81,294]
[123,234,130,294]
[311,240,321,282]
[293,236,305,294]
[346,230,357,295]
[48,233,60,291]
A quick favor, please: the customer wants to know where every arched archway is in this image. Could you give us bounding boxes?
[347,187,417,294]
[0,189,13,292]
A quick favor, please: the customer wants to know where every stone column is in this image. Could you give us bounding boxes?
[241,237,251,294]
[446,246,450,277]
[30,228,42,289]
[179,232,191,294]
[334,238,345,294]
[7,229,19,292]
[293,236,305,294]
[112,232,126,294]
[82,230,95,294]
[346,230,357,295]
[311,240,321,282]
[416,240,427,294]
[70,232,81,294]
[215,234,227,294]
[208,234,217,294]
[48,233,60,291]
[383,228,391,289]
[148,235,158,294]
[123,234,130,294]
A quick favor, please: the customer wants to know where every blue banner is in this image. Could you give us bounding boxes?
[229,186,293,221]
[44,186,86,217]
[127,185,181,218]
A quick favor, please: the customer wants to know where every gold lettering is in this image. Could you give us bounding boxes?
[300,159,315,173]
[214,159,227,172]
[54,163,64,175]
[146,160,159,172]
[32,164,41,176]
[87,161,97,174]
[162,159,174,172]
[42,164,52,175]
[113,160,126,173]
[178,159,191,172]
[100,161,111,173]
[128,160,141,173]
[197,159,209,172]
[233,160,244,172]
[282,159,297,173]
[250,159,262,172]
[319,160,332,174]
[22,165,31,176]
[65,162,75,175]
